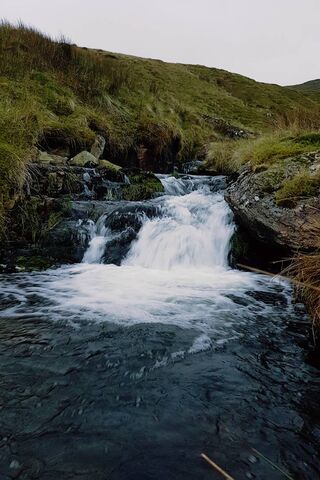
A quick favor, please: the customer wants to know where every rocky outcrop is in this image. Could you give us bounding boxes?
[201,116,254,139]
[1,157,165,270]
[225,153,320,252]
[43,200,161,265]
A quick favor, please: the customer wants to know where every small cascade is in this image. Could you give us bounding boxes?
[156,174,190,196]
[81,174,233,269]
[82,215,111,264]
[124,189,234,270]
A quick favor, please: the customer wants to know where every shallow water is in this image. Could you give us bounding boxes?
[0,175,319,479]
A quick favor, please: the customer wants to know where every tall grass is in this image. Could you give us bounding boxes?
[0,20,131,101]
[275,106,320,131]
[205,128,320,175]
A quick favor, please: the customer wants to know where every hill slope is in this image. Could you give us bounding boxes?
[289,79,320,92]
[1,21,320,226]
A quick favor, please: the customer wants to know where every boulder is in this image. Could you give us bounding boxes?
[69,151,98,167]
[90,135,106,159]
[225,153,320,252]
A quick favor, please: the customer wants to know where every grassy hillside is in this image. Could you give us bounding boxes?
[289,79,320,92]
[1,21,320,228]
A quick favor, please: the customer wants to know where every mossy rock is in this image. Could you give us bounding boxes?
[16,255,54,271]
[69,151,98,167]
[98,160,125,183]
[37,151,67,166]
[98,159,122,171]
[122,172,164,201]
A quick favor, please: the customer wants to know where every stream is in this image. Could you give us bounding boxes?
[0,175,319,479]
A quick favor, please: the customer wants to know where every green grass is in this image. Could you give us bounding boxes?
[205,130,320,175]
[275,169,320,206]
[288,79,320,92]
[1,20,320,229]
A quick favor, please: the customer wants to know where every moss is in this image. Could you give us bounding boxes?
[12,197,70,244]
[16,255,54,271]
[123,173,164,200]
[275,170,320,207]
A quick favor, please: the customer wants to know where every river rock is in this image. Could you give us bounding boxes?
[225,153,320,252]
[69,151,98,167]
[90,135,106,159]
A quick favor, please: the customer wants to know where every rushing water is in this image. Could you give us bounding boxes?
[0,175,319,479]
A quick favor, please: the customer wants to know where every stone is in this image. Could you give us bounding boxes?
[69,151,98,167]
[37,151,67,166]
[10,460,21,470]
[90,135,106,159]
[98,159,122,171]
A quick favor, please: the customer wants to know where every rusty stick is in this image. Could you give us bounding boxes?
[201,453,235,480]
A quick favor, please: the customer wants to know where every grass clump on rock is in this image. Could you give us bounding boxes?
[275,169,320,206]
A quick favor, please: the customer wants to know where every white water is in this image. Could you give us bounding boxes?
[0,175,292,341]
[124,189,233,270]
[82,215,111,264]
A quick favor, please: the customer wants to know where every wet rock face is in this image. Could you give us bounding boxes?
[225,154,320,252]
[45,200,162,265]
[27,164,163,202]
[2,156,165,269]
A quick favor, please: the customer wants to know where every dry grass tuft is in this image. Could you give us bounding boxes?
[284,215,320,340]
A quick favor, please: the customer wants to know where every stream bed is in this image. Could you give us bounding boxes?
[0,175,319,479]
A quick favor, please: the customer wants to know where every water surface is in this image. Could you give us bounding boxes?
[0,175,319,479]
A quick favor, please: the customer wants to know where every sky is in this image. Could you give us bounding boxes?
[2,0,319,85]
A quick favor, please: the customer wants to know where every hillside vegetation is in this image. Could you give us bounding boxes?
[2,21,320,228]
[289,79,320,92]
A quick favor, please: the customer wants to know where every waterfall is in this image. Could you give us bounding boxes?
[0,174,291,335]
[82,215,111,264]
[124,189,234,270]
[81,175,234,270]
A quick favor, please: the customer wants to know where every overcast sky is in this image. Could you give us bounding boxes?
[2,0,319,85]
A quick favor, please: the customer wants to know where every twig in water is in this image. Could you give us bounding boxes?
[237,263,320,293]
[201,453,235,480]
[251,448,294,480]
